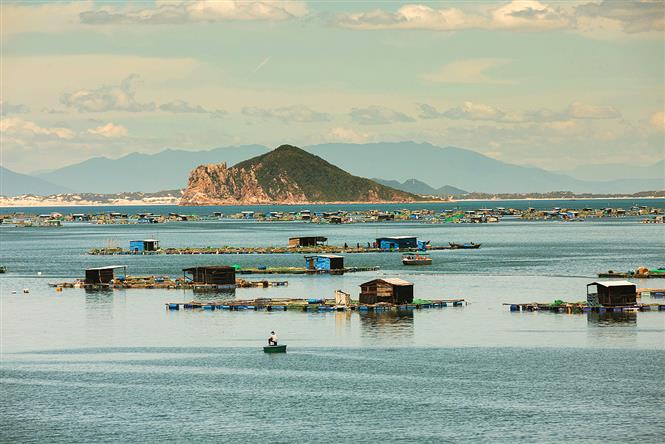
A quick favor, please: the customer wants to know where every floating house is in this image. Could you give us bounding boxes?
[129,239,160,252]
[359,278,414,305]
[305,254,344,272]
[288,236,327,248]
[241,211,255,219]
[586,280,637,307]
[85,265,127,285]
[375,236,418,250]
[183,266,236,286]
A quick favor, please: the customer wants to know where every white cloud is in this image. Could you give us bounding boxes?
[421,59,511,84]
[566,101,621,119]
[159,100,208,114]
[333,4,481,31]
[420,102,521,123]
[87,123,128,138]
[79,1,308,25]
[61,74,155,113]
[649,111,665,130]
[0,101,29,115]
[0,117,74,140]
[350,106,415,125]
[242,105,331,123]
[490,0,571,31]
[576,0,664,33]
[325,127,371,144]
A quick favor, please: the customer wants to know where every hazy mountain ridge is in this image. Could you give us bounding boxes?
[3,142,663,196]
[0,166,73,196]
[180,145,420,205]
[372,178,468,196]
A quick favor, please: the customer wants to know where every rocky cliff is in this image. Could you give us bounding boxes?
[180,145,419,205]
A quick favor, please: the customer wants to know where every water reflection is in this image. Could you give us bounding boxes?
[84,289,114,303]
[191,288,236,301]
[587,311,637,326]
[359,310,414,339]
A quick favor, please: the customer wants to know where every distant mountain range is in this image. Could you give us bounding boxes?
[1,141,663,196]
[0,166,72,196]
[373,178,468,196]
[180,145,419,205]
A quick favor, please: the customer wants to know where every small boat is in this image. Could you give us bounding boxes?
[0,266,6,273]
[449,242,481,249]
[402,254,432,265]
[263,344,287,353]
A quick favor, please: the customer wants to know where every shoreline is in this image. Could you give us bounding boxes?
[1,195,664,208]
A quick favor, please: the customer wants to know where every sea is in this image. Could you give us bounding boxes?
[1,199,664,443]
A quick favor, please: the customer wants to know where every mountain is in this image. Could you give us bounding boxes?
[373,178,468,196]
[34,141,664,194]
[37,145,270,193]
[180,145,420,205]
[561,160,665,181]
[0,166,73,196]
[305,142,664,193]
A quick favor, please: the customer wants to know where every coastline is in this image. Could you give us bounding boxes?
[1,195,664,208]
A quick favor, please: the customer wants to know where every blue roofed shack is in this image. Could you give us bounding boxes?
[129,239,160,252]
[305,254,344,272]
[375,236,418,250]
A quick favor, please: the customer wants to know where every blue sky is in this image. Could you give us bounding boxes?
[1,0,663,173]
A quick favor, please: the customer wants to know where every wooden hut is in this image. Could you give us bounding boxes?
[359,278,414,305]
[586,280,636,306]
[288,236,327,248]
[183,266,236,286]
[85,265,127,285]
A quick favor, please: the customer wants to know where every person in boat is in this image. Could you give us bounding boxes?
[268,331,278,346]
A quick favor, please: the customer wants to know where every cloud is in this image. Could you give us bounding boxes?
[159,100,207,114]
[490,0,571,31]
[421,59,511,84]
[576,0,664,33]
[0,101,29,115]
[420,102,521,123]
[566,101,621,119]
[333,4,481,31]
[79,1,308,25]
[325,127,371,144]
[87,122,128,138]
[649,111,665,130]
[242,105,331,123]
[61,74,155,113]
[0,117,74,140]
[350,106,415,125]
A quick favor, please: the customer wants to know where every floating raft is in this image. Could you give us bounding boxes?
[89,245,454,256]
[165,298,466,312]
[598,272,665,279]
[504,302,665,313]
[49,277,288,291]
[236,266,379,275]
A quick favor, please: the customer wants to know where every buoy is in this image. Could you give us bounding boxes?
[56,287,63,292]
[37,271,42,276]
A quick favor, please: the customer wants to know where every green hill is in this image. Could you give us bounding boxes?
[181,144,420,205]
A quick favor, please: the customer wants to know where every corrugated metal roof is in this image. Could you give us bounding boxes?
[86,265,127,270]
[589,280,635,287]
[380,278,413,286]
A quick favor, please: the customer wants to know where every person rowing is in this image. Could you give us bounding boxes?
[268,331,278,346]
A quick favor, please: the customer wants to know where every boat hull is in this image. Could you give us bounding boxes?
[263,345,287,353]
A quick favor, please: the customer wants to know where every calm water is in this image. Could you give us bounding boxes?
[1,207,664,442]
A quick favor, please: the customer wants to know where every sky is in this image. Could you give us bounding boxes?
[1,0,664,174]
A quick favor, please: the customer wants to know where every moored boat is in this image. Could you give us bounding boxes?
[263,344,287,353]
[449,242,481,249]
[402,254,432,265]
